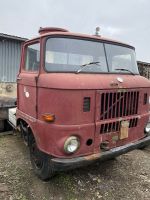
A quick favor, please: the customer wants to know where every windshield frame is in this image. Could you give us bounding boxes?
[43,35,139,75]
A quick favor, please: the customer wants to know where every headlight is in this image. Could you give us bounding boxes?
[145,123,150,134]
[64,136,80,154]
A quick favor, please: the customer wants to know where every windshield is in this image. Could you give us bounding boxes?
[105,44,139,74]
[45,37,139,74]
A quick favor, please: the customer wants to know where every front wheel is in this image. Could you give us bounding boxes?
[29,137,55,180]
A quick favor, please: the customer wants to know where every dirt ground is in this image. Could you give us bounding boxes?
[0,133,150,200]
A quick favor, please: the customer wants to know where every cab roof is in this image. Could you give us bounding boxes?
[26,27,135,50]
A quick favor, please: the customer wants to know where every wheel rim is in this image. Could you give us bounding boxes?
[30,142,44,170]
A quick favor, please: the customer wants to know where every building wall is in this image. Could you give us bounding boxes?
[0,39,22,82]
[137,61,150,80]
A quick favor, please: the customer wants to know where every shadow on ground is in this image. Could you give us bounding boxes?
[0,134,150,200]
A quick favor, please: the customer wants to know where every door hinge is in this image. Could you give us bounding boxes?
[35,76,38,82]
[35,105,38,112]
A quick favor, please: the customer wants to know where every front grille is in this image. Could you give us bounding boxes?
[100,118,138,134]
[100,91,139,120]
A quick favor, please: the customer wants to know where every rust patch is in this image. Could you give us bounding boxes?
[84,153,100,161]
[112,135,119,142]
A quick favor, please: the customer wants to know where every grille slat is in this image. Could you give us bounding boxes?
[100,91,139,120]
[100,93,104,119]
[135,92,139,114]
[123,92,127,116]
[134,92,137,114]
[127,92,130,116]
[105,93,109,119]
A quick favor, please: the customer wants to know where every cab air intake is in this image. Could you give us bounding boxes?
[39,27,69,35]
[83,97,91,112]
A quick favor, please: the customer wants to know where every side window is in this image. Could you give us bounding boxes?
[25,43,40,71]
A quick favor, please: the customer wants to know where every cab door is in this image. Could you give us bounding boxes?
[17,41,40,119]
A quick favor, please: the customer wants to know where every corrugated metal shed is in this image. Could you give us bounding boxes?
[0,33,27,82]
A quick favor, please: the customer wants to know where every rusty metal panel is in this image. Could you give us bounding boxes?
[0,96,16,108]
[0,39,22,82]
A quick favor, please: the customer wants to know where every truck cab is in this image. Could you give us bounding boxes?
[13,27,150,180]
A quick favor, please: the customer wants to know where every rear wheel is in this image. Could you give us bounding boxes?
[29,136,55,180]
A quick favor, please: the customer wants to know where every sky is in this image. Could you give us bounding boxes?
[0,0,150,62]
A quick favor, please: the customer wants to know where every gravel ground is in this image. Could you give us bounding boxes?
[0,133,150,200]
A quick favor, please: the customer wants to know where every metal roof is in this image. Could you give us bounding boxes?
[0,33,27,42]
[137,61,150,66]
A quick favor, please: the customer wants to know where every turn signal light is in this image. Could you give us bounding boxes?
[42,113,55,122]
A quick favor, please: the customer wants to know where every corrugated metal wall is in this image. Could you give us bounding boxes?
[0,39,22,82]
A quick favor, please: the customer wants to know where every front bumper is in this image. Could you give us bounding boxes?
[51,135,150,172]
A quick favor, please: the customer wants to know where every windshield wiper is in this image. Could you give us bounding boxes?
[76,61,101,74]
[114,68,135,75]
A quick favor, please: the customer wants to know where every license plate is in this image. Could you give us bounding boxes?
[120,121,129,139]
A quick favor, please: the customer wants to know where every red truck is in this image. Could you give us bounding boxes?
[8,27,150,180]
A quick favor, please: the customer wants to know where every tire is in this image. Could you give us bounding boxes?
[29,136,55,180]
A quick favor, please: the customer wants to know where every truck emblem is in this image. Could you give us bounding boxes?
[117,77,123,83]
[110,81,119,87]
